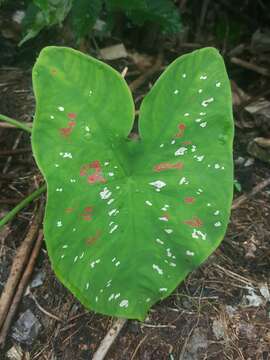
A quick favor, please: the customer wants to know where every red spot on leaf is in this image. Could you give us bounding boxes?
[51,68,57,76]
[80,161,106,184]
[90,160,101,169]
[84,207,93,212]
[65,207,74,213]
[184,217,203,227]
[182,141,192,145]
[87,173,106,184]
[59,121,76,138]
[86,230,101,246]
[68,113,77,119]
[82,214,92,221]
[175,123,186,138]
[154,162,183,172]
[184,197,195,204]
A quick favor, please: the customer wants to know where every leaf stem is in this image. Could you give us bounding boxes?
[0,184,46,229]
[0,114,32,134]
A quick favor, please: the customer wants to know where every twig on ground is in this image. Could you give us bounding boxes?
[214,264,255,286]
[0,230,44,348]
[141,323,176,329]
[0,204,44,331]
[129,53,163,92]
[0,148,31,156]
[0,114,32,133]
[232,177,270,210]
[179,286,203,359]
[121,66,128,78]
[0,122,32,130]
[231,57,270,77]
[130,334,149,360]
[2,132,23,174]
[0,184,46,229]
[30,292,63,323]
[92,318,127,360]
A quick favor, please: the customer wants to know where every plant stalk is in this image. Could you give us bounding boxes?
[0,184,46,229]
[0,114,32,133]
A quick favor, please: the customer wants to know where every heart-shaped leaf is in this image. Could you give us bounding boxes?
[32,46,234,320]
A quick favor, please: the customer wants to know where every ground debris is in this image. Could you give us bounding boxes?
[212,318,227,340]
[11,309,41,345]
[182,327,208,360]
[6,343,29,360]
[100,44,128,60]
[30,270,45,289]
[242,284,270,307]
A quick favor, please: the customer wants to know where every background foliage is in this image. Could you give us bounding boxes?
[19,0,181,45]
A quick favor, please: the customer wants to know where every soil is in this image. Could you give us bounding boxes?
[0,1,270,359]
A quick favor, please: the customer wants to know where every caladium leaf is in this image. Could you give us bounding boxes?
[32,46,234,320]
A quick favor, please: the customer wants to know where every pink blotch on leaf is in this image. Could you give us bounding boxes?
[182,141,192,145]
[68,113,77,119]
[80,160,106,184]
[154,162,184,172]
[82,214,92,221]
[59,121,76,138]
[65,207,74,213]
[163,213,170,220]
[184,217,203,227]
[51,68,57,76]
[184,197,195,204]
[87,173,106,184]
[90,160,101,169]
[175,123,186,138]
[86,230,101,246]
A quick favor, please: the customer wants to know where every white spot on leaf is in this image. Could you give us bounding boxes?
[119,299,128,308]
[192,229,206,240]
[109,224,119,233]
[57,221,62,227]
[175,147,187,156]
[100,187,111,200]
[149,180,166,190]
[153,264,163,275]
[201,97,214,107]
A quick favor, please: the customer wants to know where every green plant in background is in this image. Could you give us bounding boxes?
[27,46,233,320]
[20,0,73,45]
[19,0,181,45]
[233,179,242,192]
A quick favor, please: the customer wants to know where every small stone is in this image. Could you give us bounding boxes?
[11,309,41,345]
[30,271,45,288]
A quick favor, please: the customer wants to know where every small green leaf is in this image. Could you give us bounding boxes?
[20,0,72,46]
[107,0,181,34]
[71,0,103,40]
[234,179,242,192]
[32,46,234,320]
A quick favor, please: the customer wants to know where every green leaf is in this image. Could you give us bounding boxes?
[20,0,72,46]
[70,0,103,40]
[233,179,242,192]
[108,0,181,34]
[32,46,234,320]
[107,0,147,11]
